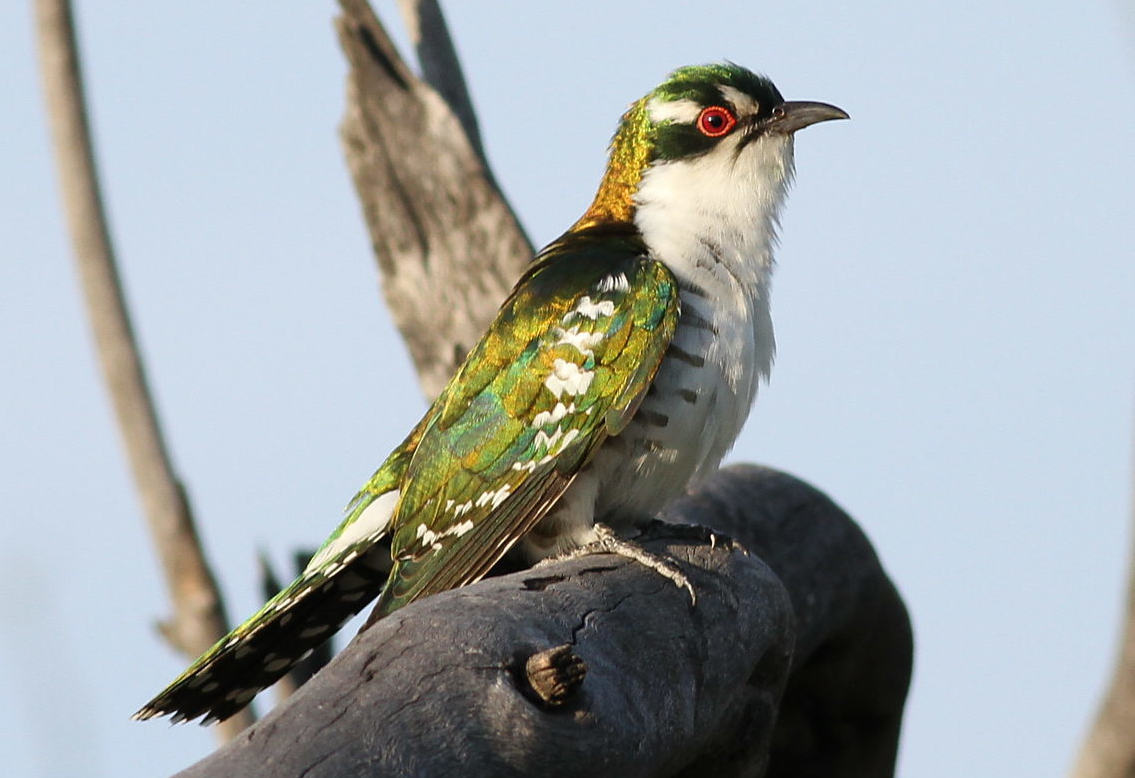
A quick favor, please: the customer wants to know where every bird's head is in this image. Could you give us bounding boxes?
[574,63,847,245]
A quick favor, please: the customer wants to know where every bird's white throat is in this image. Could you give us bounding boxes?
[633,132,795,298]
[634,132,795,392]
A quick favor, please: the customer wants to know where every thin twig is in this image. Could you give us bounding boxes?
[33,0,253,741]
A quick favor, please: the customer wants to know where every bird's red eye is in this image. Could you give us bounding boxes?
[697,106,737,137]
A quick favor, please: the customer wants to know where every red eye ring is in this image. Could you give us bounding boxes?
[697,105,737,137]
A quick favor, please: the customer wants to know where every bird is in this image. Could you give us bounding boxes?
[134,62,847,725]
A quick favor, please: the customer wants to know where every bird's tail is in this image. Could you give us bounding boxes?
[132,542,392,725]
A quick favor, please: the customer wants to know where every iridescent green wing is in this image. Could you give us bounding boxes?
[372,234,679,618]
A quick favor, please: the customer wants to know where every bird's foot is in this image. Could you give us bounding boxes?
[550,522,697,605]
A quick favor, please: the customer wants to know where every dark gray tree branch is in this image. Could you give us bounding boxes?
[337,0,533,400]
[33,0,252,741]
[660,467,912,778]
[175,466,911,777]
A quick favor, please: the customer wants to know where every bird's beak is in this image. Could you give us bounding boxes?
[769,101,849,134]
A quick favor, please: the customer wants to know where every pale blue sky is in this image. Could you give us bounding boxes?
[2,1,1133,776]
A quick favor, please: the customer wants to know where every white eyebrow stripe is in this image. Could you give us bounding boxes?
[646,97,702,124]
[719,85,759,115]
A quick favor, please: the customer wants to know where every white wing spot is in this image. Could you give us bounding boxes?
[532,401,575,429]
[533,426,564,453]
[559,428,580,450]
[415,523,439,546]
[475,483,512,510]
[544,359,594,399]
[491,485,512,509]
[554,326,605,357]
[443,519,475,539]
[264,658,291,673]
[596,273,629,293]
[531,424,581,460]
[564,296,615,322]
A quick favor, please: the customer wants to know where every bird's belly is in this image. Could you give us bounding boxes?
[593,346,748,521]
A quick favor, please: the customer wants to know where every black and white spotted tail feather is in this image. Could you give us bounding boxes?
[133,545,392,725]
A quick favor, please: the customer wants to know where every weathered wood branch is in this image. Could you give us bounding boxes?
[393,0,488,167]
[33,0,251,740]
[1071,419,1135,778]
[175,466,911,777]
[337,0,533,400]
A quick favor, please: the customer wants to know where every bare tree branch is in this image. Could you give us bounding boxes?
[663,469,912,777]
[173,467,912,778]
[337,0,533,400]
[1071,416,1135,778]
[32,0,252,740]
[394,0,487,167]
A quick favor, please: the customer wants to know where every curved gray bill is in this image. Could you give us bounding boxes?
[772,101,849,133]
